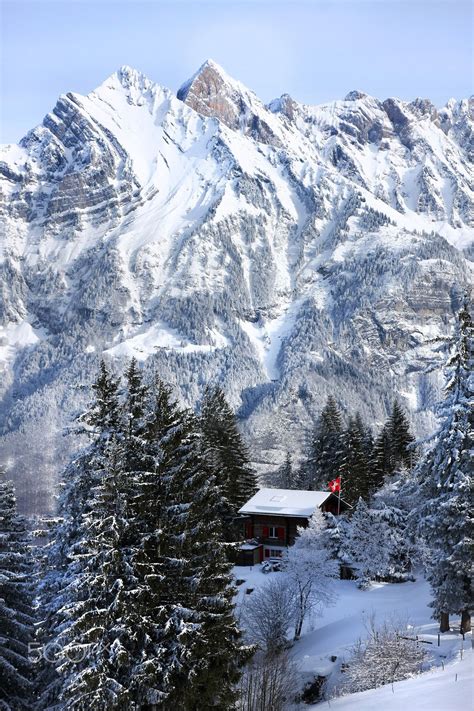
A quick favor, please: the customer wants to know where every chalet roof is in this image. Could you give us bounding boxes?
[239,488,334,518]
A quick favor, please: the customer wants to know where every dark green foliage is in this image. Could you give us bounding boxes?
[58,438,146,709]
[340,413,373,503]
[0,471,35,710]
[123,357,149,472]
[278,452,294,489]
[85,359,122,438]
[304,396,344,490]
[370,401,416,490]
[371,424,393,484]
[388,400,416,471]
[201,386,258,534]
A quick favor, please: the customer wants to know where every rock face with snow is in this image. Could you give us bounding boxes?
[0,61,472,512]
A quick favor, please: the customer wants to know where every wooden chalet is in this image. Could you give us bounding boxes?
[236,487,351,566]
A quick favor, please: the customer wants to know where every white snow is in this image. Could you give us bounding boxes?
[239,298,303,381]
[105,321,229,361]
[0,320,41,365]
[321,653,472,710]
[239,487,333,517]
[233,567,473,710]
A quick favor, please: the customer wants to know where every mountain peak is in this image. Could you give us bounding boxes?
[90,65,157,103]
[177,58,240,102]
[176,59,285,147]
[344,89,368,101]
[115,65,155,92]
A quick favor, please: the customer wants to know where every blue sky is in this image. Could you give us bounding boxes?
[1,0,472,144]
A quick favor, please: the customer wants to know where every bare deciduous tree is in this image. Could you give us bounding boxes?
[284,510,339,639]
[238,651,299,711]
[242,576,295,655]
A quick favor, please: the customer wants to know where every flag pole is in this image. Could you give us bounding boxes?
[337,475,341,516]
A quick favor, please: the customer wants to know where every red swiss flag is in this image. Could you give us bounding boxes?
[328,477,341,493]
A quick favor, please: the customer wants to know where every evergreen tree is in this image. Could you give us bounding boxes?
[416,300,473,633]
[370,402,416,488]
[57,437,150,709]
[123,357,149,472]
[343,498,388,588]
[36,361,124,708]
[134,378,249,708]
[201,386,258,535]
[388,400,416,471]
[343,491,413,587]
[271,452,294,489]
[42,366,249,709]
[370,424,393,487]
[305,396,343,490]
[340,413,373,503]
[0,471,35,710]
[85,359,122,437]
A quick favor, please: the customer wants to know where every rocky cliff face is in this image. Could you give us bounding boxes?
[0,61,472,512]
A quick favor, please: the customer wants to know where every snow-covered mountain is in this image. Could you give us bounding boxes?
[0,60,472,512]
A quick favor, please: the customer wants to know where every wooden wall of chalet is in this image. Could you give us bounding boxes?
[245,515,309,546]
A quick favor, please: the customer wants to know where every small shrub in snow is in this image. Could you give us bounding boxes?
[238,651,299,711]
[338,616,428,695]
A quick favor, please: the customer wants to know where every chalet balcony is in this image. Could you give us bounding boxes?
[259,535,287,546]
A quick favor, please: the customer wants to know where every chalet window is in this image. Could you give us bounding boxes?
[269,526,278,539]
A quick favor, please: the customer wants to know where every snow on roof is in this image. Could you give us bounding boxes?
[239,488,331,518]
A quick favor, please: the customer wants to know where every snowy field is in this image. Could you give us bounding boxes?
[233,566,472,709]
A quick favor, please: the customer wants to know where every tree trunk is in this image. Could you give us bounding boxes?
[439,611,450,632]
[460,610,471,634]
[294,617,303,640]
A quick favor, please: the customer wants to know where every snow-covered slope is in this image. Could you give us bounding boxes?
[0,61,472,511]
[234,567,473,710]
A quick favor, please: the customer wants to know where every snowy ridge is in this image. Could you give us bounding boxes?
[0,61,472,511]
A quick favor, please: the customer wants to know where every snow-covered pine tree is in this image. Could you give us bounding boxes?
[57,436,147,709]
[342,498,390,587]
[370,403,416,488]
[133,378,249,709]
[174,413,250,709]
[370,502,413,582]
[416,299,473,633]
[36,360,125,708]
[123,357,149,472]
[0,470,35,710]
[320,511,350,572]
[200,386,257,535]
[387,400,416,472]
[340,413,373,503]
[370,423,394,485]
[304,396,343,490]
[86,358,123,437]
[268,452,294,489]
